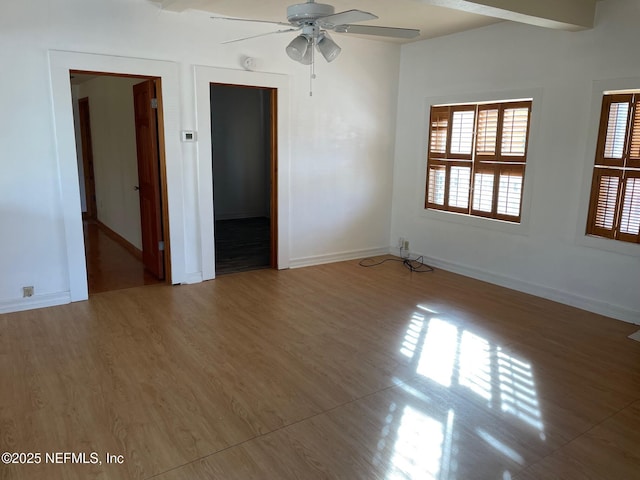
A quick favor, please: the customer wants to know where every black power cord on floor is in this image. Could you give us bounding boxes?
[358,248,434,273]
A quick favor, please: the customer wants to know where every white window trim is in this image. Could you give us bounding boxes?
[576,77,640,256]
[418,88,542,237]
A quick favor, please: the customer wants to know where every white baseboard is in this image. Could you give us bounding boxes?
[417,252,640,326]
[289,247,390,269]
[181,272,204,284]
[0,292,71,315]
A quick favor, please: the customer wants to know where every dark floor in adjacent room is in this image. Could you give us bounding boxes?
[215,217,271,275]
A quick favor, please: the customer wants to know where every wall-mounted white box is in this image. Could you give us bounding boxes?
[181,130,197,142]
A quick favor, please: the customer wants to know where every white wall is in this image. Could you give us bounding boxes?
[0,0,399,312]
[391,0,640,323]
[77,76,143,249]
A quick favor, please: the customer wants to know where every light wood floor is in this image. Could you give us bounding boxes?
[0,258,639,479]
[83,221,163,294]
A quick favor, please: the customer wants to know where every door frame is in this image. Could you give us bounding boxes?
[77,97,97,219]
[49,51,184,302]
[75,73,171,284]
[210,83,279,270]
[268,88,278,268]
[194,66,291,281]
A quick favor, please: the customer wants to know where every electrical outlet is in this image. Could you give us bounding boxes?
[403,240,410,251]
[23,286,34,298]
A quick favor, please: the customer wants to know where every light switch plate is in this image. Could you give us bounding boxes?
[181,130,197,142]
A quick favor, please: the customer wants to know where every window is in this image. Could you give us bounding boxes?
[586,93,640,244]
[425,100,532,223]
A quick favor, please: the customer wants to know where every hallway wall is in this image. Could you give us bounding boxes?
[76,76,143,249]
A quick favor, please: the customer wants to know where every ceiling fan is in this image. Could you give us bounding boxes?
[212,0,420,65]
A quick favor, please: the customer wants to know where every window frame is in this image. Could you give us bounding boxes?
[424,98,532,224]
[585,91,640,244]
[574,80,640,256]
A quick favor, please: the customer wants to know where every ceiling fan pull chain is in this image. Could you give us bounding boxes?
[309,38,316,96]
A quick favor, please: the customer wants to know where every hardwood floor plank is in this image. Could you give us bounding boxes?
[83,220,162,294]
[0,258,638,479]
[514,400,640,480]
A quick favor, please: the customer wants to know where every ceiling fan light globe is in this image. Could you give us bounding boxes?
[317,34,341,62]
[286,35,310,62]
[300,47,314,65]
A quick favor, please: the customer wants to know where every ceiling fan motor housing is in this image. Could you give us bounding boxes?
[287,2,335,24]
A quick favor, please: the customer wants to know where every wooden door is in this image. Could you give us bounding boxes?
[78,97,97,219]
[133,79,165,280]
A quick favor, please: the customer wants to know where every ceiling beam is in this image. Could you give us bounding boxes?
[421,0,596,31]
[149,0,196,13]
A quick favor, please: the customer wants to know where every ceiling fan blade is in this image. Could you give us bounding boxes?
[211,16,292,27]
[318,9,378,28]
[221,28,300,45]
[334,24,420,39]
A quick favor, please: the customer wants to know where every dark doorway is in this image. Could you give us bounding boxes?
[210,83,277,275]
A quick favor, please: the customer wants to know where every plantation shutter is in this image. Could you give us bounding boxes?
[595,94,631,167]
[476,104,499,160]
[628,97,640,169]
[471,165,497,217]
[425,105,474,212]
[500,104,530,160]
[587,169,622,238]
[427,164,446,207]
[471,101,531,221]
[587,93,640,243]
[618,171,640,243]
[425,99,531,222]
[429,106,449,157]
[496,165,525,220]
[448,165,471,210]
[448,106,475,159]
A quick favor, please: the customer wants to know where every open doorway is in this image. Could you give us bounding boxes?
[210,83,278,275]
[71,72,169,293]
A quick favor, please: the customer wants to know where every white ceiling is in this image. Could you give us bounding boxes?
[150,0,597,43]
